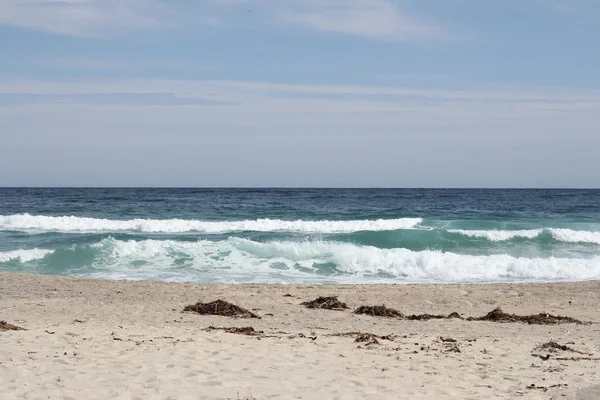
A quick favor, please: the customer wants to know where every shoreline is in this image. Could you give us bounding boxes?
[4,271,600,287]
[2,272,600,399]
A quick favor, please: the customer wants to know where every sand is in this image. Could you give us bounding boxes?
[1,273,600,399]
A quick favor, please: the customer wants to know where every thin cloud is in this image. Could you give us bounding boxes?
[0,0,453,41]
[0,92,230,107]
[37,59,218,71]
[1,79,600,116]
[275,0,450,42]
[546,0,600,22]
[0,0,167,37]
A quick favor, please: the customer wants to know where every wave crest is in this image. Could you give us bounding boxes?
[449,228,600,244]
[448,229,542,241]
[0,248,54,263]
[0,214,422,234]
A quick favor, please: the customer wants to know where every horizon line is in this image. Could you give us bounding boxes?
[1,186,599,190]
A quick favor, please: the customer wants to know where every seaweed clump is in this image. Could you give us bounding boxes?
[353,305,403,319]
[468,307,582,325]
[0,321,25,331]
[183,300,260,319]
[301,296,349,311]
[405,312,463,321]
[540,341,576,352]
[354,333,380,346]
[535,340,591,356]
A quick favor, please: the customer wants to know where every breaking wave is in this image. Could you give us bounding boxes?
[2,237,599,284]
[449,228,600,244]
[0,248,55,263]
[0,214,423,234]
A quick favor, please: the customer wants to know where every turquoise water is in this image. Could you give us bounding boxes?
[1,188,600,284]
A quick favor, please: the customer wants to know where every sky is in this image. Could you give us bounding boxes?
[1,0,599,187]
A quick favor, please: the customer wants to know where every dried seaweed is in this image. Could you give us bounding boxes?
[467,307,582,325]
[205,326,263,336]
[539,341,590,355]
[331,331,395,342]
[183,300,260,319]
[301,296,349,310]
[526,383,569,392]
[406,312,464,321]
[355,333,380,345]
[0,321,25,331]
[440,337,457,343]
[532,340,593,360]
[353,305,403,319]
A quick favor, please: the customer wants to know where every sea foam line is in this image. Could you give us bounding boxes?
[449,228,600,244]
[448,229,542,241]
[0,214,422,234]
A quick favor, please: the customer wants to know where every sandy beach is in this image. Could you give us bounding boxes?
[1,273,600,399]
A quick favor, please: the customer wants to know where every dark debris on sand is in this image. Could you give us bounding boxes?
[205,326,263,336]
[534,340,592,356]
[355,333,380,345]
[405,312,463,321]
[332,332,395,345]
[0,321,25,331]
[444,343,461,353]
[540,341,584,353]
[467,307,583,325]
[301,296,349,311]
[183,300,260,319]
[526,383,569,392]
[353,305,404,319]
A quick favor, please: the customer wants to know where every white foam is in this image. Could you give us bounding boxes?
[327,245,600,282]
[0,214,422,234]
[548,229,600,245]
[449,228,600,244]
[0,248,54,263]
[448,229,542,241]
[80,238,600,283]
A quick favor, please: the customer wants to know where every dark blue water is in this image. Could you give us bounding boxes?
[1,188,600,284]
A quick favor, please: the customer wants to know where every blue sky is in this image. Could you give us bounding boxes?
[1,0,599,187]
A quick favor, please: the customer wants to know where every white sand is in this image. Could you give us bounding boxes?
[1,273,600,399]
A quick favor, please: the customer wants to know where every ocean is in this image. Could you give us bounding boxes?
[1,188,600,284]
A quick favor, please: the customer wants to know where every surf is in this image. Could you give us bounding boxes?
[449,228,600,244]
[3,237,600,284]
[0,214,423,234]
